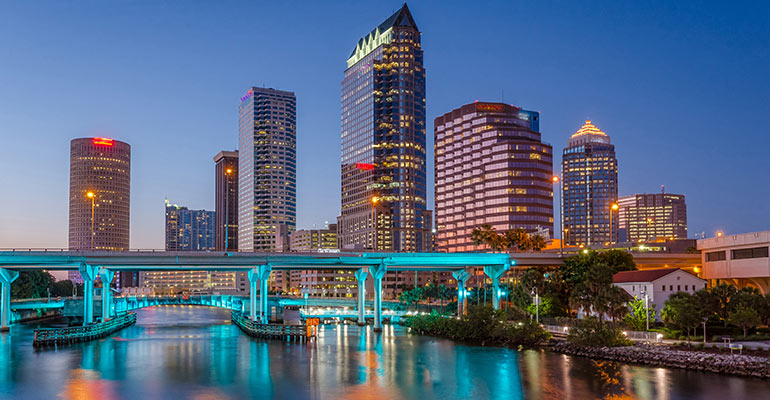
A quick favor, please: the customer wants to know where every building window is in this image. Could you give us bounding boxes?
[706,251,726,261]
[677,285,680,291]
[731,246,769,260]
[661,285,665,291]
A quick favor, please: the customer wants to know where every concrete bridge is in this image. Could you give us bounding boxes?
[0,249,699,332]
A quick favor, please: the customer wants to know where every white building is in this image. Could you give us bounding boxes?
[612,268,707,320]
[698,230,770,294]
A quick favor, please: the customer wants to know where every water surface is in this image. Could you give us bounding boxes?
[0,306,765,399]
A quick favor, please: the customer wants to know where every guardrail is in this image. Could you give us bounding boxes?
[543,324,662,342]
[33,312,136,347]
[232,311,316,341]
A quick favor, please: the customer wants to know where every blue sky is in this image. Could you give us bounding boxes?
[0,0,768,249]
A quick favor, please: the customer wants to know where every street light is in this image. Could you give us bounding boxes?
[716,231,723,238]
[224,168,233,252]
[646,218,654,242]
[531,288,539,324]
[86,191,96,250]
[371,196,379,251]
[609,203,619,249]
[640,290,649,331]
[552,176,564,258]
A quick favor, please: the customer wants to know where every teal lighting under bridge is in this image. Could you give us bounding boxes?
[0,250,516,332]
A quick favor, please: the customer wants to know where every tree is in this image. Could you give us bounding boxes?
[399,287,423,309]
[11,271,54,299]
[49,279,75,297]
[661,292,703,341]
[709,283,738,327]
[624,295,656,331]
[569,263,627,323]
[471,224,507,251]
[530,235,546,252]
[729,306,761,338]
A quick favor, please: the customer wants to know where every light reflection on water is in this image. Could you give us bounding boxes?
[0,306,765,399]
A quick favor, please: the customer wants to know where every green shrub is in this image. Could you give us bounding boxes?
[405,306,550,346]
[566,317,632,347]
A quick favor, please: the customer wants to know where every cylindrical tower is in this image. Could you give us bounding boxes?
[68,137,131,251]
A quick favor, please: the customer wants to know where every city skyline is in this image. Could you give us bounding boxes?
[1,1,768,249]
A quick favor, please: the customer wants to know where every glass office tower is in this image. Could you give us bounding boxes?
[238,87,297,252]
[562,120,618,246]
[338,4,431,252]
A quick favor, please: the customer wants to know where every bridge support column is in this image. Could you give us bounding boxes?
[452,269,470,316]
[354,268,368,326]
[256,265,272,323]
[98,268,114,321]
[79,264,98,325]
[484,264,509,310]
[370,262,387,332]
[248,269,258,321]
[0,269,19,332]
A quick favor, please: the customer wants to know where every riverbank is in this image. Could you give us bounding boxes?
[552,341,770,379]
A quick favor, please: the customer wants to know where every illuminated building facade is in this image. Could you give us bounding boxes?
[434,102,553,252]
[238,87,297,252]
[338,4,432,253]
[618,193,687,242]
[561,121,618,246]
[140,201,227,294]
[288,224,352,297]
[214,150,238,251]
[68,137,131,285]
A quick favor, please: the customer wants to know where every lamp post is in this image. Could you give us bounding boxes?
[371,196,379,251]
[552,176,563,257]
[640,290,649,331]
[86,191,96,250]
[646,217,653,242]
[609,203,619,249]
[531,288,539,324]
[224,168,233,251]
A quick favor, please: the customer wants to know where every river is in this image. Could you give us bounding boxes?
[0,306,765,399]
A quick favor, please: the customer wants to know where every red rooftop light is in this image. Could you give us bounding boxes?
[92,137,114,146]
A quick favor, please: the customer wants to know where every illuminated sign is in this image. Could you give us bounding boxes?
[92,137,114,146]
[356,163,374,170]
[240,89,253,103]
[476,103,505,112]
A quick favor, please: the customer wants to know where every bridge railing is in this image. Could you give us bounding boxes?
[232,311,315,340]
[33,312,136,347]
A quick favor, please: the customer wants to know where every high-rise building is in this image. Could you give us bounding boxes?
[238,87,297,252]
[164,201,216,251]
[338,4,432,253]
[68,137,131,285]
[141,201,221,294]
[434,102,553,252]
[618,192,687,242]
[561,120,619,246]
[288,224,348,297]
[214,150,238,252]
[290,224,339,252]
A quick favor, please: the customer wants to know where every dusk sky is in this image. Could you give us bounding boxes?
[0,0,768,250]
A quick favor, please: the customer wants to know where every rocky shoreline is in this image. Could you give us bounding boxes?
[551,342,770,379]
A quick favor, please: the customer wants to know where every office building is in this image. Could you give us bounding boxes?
[238,87,297,252]
[561,120,618,246]
[68,137,131,285]
[618,192,687,242]
[214,150,238,251]
[287,224,351,297]
[434,102,553,252]
[699,230,770,293]
[140,201,221,294]
[338,4,432,252]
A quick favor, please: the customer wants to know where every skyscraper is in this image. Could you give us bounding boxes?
[562,121,618,246]
[338,4,431,252]
[238,87,297,252]
[140,201,219,294]
[618,192,687,242]
[214,150,238,251]
[68,137,131,284]
[434,102,553,252]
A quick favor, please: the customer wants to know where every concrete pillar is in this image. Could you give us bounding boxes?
[98,268,114,321]
[483,264,509,310]
[79,264,98,325]
[256,265,272,323]
[369,262,387,332]
[248,268,258,321]
[355,268,368,326]
[0,269,19,332]
[452,269,471,316]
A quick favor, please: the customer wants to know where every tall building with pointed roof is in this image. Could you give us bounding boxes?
[561,120,618,246]
[338,4,431,252]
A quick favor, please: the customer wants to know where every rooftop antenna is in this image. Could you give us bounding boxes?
[661,185,665,194]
